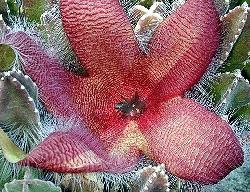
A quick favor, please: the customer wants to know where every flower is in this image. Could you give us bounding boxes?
[2,0,244,185]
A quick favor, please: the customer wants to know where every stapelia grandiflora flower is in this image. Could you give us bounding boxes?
[9,0,244,184]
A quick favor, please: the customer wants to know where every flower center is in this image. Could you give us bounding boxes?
[115,92,145,118]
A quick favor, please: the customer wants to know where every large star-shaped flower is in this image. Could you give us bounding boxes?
[3,0,244,185]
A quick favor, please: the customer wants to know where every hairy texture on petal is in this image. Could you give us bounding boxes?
[21,131,108,173]
[7,1,244,179]
[140,97,244,184]
[147,0,221,101]
[59,0,154,137]
[58,0,223,135]
[2,31,132,140]
[2,31,132,144]
[2,31,147,169]
[60,0,145,82]
[2,31,76,117]
[21,129,140,173]
[214,0,230,16]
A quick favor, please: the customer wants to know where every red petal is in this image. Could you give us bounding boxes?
[57,0,154,135]
[146,0,221,101]
[139,97,244,184]
[60,0,144,80]
[3,31,77,117]
[21,129,140,173]
[5,31,146,143]
[4,32,126,131]
[21,131,108,173]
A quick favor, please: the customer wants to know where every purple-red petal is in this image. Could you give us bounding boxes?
[3,31,78,117]
[60,0,143,79]
[21,131,108,173]
[146,0,221,101]
[139,97,244,184]
[10,1,244,182]
[21,129,141,173]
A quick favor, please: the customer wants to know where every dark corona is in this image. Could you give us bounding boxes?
[115,92,145,118]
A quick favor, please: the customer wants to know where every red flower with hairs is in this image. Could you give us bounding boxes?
[5,0,244,185]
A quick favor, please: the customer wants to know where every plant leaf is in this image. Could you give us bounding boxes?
[6,0,19,16]
[0,72,40,129]
[0,129,26,163]
[0,44,15,72]
[139,0,154,9]
[3,178,61,192]
[232,104,250,123]
[133,164,170,192]
[9,71,38,102]
[221,10,250,74]
[209,71,250,123]
[23,0,48,22]
[0,0,8,22]
[214,2,248,66]
[230,0,250,9]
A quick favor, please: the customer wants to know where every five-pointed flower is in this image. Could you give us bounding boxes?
[4,0,244,185]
